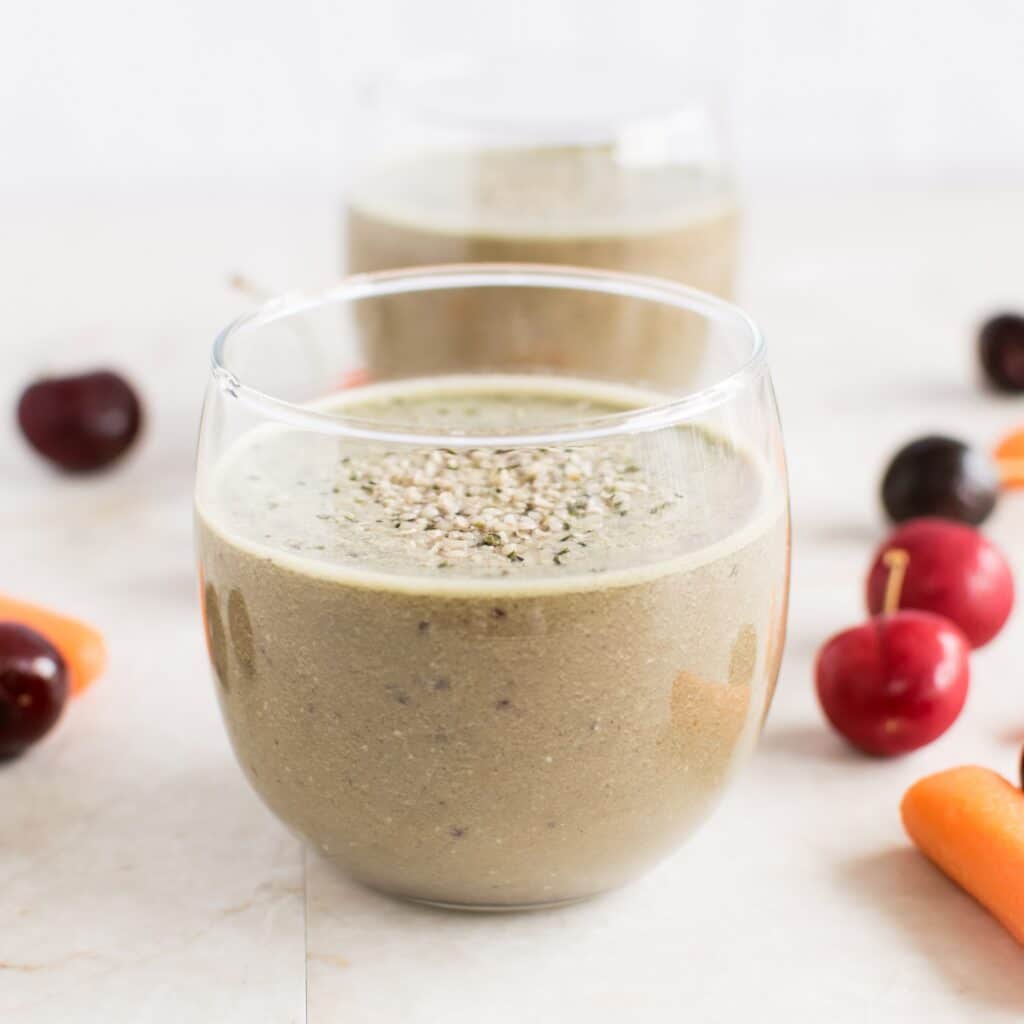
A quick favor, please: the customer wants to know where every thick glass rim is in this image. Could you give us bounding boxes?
[354,53,722,144]
[210,264,767,448]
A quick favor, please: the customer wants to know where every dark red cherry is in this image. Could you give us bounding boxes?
[979,313,1024,392]
[866,519,1014,648]
[0,622,69,760]
[881,435,998,526]
[17,370,142,472]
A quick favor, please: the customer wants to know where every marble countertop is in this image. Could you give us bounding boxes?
[3,183,1024,1022]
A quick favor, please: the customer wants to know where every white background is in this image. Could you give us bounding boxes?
[4,0,1023,189]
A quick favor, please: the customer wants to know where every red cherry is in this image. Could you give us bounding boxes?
[0,622,69,760]
[17,370,142,473]
[815,610,970,756]
[866,518,1013,648]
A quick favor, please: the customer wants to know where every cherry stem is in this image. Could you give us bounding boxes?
[226,274,319,351]
[882,548,910,615]
[227,273,273,301]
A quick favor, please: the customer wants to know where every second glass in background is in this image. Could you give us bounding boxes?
[343,56,738,386]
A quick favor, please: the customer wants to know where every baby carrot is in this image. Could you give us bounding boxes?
[0,594,106,696]
[901,766,1024,944]
[994,429,1024,490]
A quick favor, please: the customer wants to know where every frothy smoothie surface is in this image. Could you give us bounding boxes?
[204,375,766,584]
[349,146,734,237]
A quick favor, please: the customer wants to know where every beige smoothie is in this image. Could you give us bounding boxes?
[345,147,738,386]
[196,375,786,907]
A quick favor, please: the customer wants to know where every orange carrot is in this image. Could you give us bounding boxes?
[0,595,106,696]
[901,766,1024,944]
[994,429,1024,489]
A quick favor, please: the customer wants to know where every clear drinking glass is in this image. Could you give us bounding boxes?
[195,265,789,910]
[344,56,737,384]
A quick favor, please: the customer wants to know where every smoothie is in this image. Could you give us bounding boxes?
[196,375,787,907]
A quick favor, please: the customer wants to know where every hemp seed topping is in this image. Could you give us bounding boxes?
[334,443,652,568]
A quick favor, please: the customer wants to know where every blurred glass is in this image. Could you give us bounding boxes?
[343,55,737,385]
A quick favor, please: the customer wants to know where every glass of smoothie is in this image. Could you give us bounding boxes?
[195,265,789,910]
[344,56,736,386]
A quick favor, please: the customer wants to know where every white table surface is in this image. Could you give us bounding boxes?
[3,183,1024,1022]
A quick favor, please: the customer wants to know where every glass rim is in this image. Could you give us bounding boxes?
[354,53,723,143]
[210,263,767,448]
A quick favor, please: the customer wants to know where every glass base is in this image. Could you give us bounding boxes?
[404,892,596,913]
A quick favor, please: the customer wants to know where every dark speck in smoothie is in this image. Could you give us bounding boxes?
[433,678,450,692]
[449,826,466,838]
[495,699,512,710]
[493,607,507,618]
[418,620,431,633]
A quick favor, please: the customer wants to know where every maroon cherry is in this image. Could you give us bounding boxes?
[979,313,1024,392]
[0,622,69,760]
[816,550,970,756]
[17,370,142,472]
[866,518,1013,648]
[880,435,998,526]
